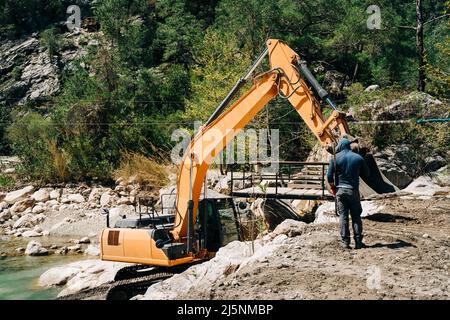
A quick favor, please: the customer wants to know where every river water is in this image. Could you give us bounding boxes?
[0,237,87,300]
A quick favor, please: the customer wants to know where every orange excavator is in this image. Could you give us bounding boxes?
[93,39,395,300]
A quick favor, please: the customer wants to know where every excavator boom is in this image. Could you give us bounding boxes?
[173,39,355,241]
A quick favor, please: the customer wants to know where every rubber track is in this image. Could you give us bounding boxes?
[56,271,175,300]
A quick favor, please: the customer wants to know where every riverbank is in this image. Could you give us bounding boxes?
[0,246,92,299]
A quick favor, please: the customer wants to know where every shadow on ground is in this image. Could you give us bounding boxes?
[367,239,416,249]
[366,213,416,223]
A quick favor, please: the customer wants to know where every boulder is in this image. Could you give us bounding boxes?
[364,84,379,92]
[32,204,45,214]
[136,237,289,300]
[271,219,307,238]
[16,247,25,254]
[423,155,447,173]
[25,240,48,256]
[68,194,85,203]
[22,230,42,237]
[117,197,132,205]
[45,199,59,207]
[214,176,230,193]
[100,192,113,207]
[108,205,135,227]
[39,260,132,297]
[88,188,101,202]
[31,189,50,202]
[13,213,46,229]
[314,202,338,224]
[84,245,100,256]
[0,209,11,221]
[67,245,82,253]
[429,166,450,187]
[49,189,62,200]
[0,201,8,210]
[375,158,413,189]
[10,198,35,214]
[4,186,34,204]
[78,237,90,244]
[404,175,448,196]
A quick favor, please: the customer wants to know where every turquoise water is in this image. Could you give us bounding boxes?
[0,255,63,300]
[0,237,87,300]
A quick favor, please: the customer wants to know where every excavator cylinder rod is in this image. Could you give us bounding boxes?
[205,48,268,126]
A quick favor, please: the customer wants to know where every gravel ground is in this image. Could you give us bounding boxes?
[177,197,450,300]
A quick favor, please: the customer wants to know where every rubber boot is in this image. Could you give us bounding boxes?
[354,237,366,249]
[340,238,351,249]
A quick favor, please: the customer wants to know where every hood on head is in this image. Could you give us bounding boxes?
[336,138,351,152]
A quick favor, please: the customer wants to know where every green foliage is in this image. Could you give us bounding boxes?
[0,174,15,187]
[425,1,450,98]
[3,0,449,183]
[7,112,55,181]
[40,27,63,58]
[0,0,63,37]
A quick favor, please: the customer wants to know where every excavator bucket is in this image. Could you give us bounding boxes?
[348,138,398,197]
[360,153,398,197]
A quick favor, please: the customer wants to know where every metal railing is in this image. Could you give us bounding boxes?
[230,161,329,199]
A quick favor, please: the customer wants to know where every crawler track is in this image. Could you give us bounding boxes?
[57,264,193,300]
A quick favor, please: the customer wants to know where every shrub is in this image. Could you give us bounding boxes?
[113,152,169,190]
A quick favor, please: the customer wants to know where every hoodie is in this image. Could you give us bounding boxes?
[326,138,370,189]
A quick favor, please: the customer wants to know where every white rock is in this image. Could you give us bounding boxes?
[10,198,35,214]
[0,201,8,210]
[117,197,132,205]
[88,188,101,202]
[22,230,42,237]
[45,199,59,206]
[364,84,380,92]
[84,245,100,256]
[136,238,288,300]
[15,213,45,229]
[404,175,447,196]
[49,189,61,200]
[31,189,50,202]
[271,219,307,238]
[68,245,81,252]
[108,205,135,226]
[100,192,113,207]
[13,213,36,229]
[25,240,48,256]
[68,194,85,203]
[4,186,35,204]
[78,237,90,244]
[32,205,45,214]
[0,209,11,221]
[360,201,386,217]
[39,260,132,297]
[314,202,339,224]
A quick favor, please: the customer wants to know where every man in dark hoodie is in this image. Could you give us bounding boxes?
[327,138,370,249]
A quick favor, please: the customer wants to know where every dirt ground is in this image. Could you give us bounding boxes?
[182,197,450,300]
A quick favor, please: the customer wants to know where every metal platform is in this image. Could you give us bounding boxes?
[232,186,333,200]
[230,161,333,200]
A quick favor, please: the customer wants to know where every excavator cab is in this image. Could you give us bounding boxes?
[100,195,240,266]
[196,198,241,252]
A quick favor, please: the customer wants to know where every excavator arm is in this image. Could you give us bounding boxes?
[172,39,351,242]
